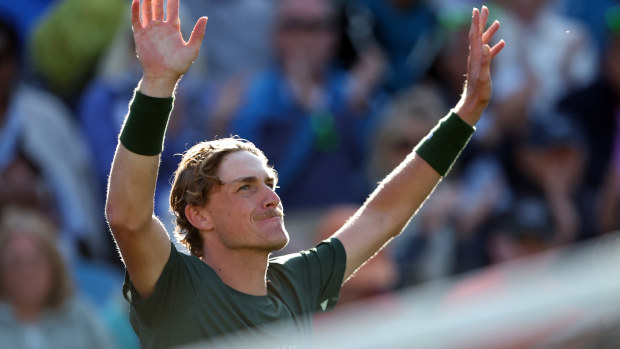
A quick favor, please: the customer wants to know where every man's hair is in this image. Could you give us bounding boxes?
[0,206,74,309]
[170,137,273,257]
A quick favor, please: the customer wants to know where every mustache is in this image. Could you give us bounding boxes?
[254,208,284,221]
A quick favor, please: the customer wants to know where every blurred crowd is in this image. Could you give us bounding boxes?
[0,0,619,347]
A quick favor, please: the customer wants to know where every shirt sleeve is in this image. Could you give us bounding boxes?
[122,243,195,329]
[272,237,347,313]
[312,238,347,311]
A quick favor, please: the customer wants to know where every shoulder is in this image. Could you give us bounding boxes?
[123,244,211,304]
[268,238,347,278]
[268,238,347,312]
[158,245,217,286]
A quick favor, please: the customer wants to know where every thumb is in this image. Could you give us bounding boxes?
[187,17,208,51]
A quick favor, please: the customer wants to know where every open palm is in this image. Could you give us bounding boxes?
[456,6,505,125]
[131,0,207,84]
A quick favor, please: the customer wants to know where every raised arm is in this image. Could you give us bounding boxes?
[334,6,505,281]
[105,0,206,298]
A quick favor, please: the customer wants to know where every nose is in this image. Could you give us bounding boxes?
[262,184,281,209]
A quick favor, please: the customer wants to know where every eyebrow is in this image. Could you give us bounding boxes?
[229,176,259,184]
[227,175,277,186]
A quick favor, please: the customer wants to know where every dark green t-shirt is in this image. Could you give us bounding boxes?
[123,238,347,348]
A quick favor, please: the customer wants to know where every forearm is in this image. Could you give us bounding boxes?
[337,112,474,279]
[362,114,473,225]
[337,154,443,281]
[105,84,174,231]
[363,152,441,231]
[106,146,160,231]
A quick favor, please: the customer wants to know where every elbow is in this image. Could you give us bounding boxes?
[105,198,151,236]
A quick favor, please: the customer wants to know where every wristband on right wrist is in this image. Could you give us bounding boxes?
[414,111,475,176]
[119,90,174,156]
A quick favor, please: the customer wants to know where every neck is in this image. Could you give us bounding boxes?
[202,245,270,296]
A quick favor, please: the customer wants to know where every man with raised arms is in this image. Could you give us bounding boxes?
[105,0,504,347]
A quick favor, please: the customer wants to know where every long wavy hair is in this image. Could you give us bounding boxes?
[0,206,73,309]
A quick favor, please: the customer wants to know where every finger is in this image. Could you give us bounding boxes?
[473,7,480,31]
[153,0,164,21]
[490,39,506,58]
[166,0,180,27]
[142,0,152,25]
[187,17,208,49]
[469,8,481,58]
[131,0,142,29]
[480,5,489,34]
[470,8,481,42]
[479,45,492,85]
[481,44,492,64]
[482,20,500,44]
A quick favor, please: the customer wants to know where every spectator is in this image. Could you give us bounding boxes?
[492,0,598,137]
[182,0,276,83]
[0,17,105,261]
[0,206,115,349]
[232,0,380,211]
[555,0,618,55]
[0,0,55,47]
[343,0,443,93]
[486,196,556,265]
[558,17,620,238]
[513,113,586,246]
[28,0,127,102]
[441,196,613,349]
[142,0,279,139]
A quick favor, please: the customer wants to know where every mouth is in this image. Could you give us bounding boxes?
[263,216,282,223]
[253,209,284,222]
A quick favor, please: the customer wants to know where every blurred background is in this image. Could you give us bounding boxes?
[0,0,619,348]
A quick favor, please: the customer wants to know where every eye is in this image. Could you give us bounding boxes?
[266,181,278,190]
[238,184,251,192]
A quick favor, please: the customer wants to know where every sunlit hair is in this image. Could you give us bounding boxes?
[170,137,275,257]
[0,206,73,309]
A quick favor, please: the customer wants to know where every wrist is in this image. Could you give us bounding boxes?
[414,111,475,176]
[454,90,490,127]
[453,101,479,127]
[119,90,174,156]
[138,75,180,98]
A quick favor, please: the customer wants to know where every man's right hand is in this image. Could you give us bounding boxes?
[131,0,207,97]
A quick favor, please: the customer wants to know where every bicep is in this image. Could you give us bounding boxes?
[107,144,172,298]
[333,208,402,282]
[112,216,171,299]
[334,155,442,282]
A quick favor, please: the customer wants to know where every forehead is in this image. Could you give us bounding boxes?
[216,151,272,182]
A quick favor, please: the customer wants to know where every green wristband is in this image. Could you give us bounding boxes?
[414,111,475,176]
[119,90,174,156]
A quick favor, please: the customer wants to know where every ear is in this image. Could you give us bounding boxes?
[184,204,214,231]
